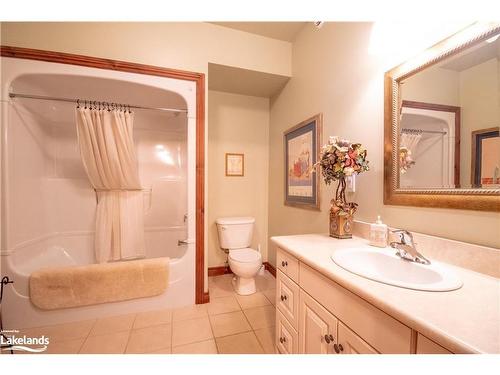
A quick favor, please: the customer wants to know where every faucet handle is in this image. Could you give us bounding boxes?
[391,229,412,235]
[390,229,414,245]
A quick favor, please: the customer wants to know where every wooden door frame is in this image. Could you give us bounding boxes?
[0,45,209,304]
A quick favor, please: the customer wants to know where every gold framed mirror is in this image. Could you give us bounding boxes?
[384,22,500,211]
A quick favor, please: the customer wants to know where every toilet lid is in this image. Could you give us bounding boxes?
[229,248,261,263]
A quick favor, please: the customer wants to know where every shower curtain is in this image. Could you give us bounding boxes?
[400,133,422,161]
[76,107,145,263]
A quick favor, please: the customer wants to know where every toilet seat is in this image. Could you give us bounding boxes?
[229,248,261,263]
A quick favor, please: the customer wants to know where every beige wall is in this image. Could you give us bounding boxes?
[208,90,269,267]
[268,22,500,266]
[0,22,291,76]
[459,58,500,187]
[402,65,460,106]
[402,67,460,106]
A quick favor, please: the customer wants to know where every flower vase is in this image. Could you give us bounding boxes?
[329,177,357,239]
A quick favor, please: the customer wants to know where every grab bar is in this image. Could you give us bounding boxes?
[178,239,195,246]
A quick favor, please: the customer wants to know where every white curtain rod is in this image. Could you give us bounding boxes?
[8,92,188,115]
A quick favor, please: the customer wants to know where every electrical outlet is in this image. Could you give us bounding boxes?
[346,175,356,193]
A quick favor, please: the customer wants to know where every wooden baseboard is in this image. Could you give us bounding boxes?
[208,262,276,278]
[264,262,276,277]
[207,265,232,277]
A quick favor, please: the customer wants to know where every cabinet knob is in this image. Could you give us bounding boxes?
[281,260,288,267]
[334,343,344,353]
[280,295,287,301]
[279,337,286,344]
[324,334,334,344]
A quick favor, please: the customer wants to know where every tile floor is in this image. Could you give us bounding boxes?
[10,270,276,354]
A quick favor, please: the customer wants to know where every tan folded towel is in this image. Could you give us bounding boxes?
[29,257,169,310]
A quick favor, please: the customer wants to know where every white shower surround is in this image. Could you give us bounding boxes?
[0,57,197,329]
[400,107,456,189]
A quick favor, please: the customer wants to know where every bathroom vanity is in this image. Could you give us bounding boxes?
[271,234,500,354]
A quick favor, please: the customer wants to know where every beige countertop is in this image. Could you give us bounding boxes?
[271,234,500,354]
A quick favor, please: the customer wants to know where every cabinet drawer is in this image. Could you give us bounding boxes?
[416,334,453,354]
[277,270,300,330]
[276,248,299,283]
[276,309,298,354]
[299,263,412,354]
[337,321,378,354]
[299,289,338,354]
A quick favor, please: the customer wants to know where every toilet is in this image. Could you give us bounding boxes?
[216,217,262,295]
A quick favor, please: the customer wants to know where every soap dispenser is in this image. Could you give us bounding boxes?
[369,215,388,248]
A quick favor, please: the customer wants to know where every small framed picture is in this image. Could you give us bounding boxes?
[284,114,322,210]
[225,153,244,176]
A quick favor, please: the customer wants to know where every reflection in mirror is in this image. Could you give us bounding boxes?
[471,127,500,188]
[399,101,460,188]
[399,32,500,190]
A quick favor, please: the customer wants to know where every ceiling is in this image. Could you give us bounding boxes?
[440,36,500,72]
[210,22,307,42]
[208,63,290,98]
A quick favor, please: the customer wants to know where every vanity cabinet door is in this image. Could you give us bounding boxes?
[337,321,378,354]
[299,290,338,354]
[300,263,412,353]
[277,270,300,330]
[276,248,299,283]
[276,310,298,354]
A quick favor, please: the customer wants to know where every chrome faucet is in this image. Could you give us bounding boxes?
[389,230,431,265]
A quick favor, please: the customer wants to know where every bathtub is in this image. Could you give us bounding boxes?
[0,57,197,330]
[1,226,195,329]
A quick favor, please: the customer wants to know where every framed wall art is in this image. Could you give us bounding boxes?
[284,114,322,210]
[225,153,244,176]
[471,127,499,188]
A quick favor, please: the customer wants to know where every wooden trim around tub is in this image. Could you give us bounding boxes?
[401,100,461,188]
[1,45,207,304]
[202,292,210,304]
[0,45,202,82]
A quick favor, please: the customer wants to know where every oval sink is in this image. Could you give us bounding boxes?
[331,247,462,291]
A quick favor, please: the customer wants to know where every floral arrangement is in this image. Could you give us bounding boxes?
[399,147,415,174]
[312,136,369,219]
[315,136,370,185]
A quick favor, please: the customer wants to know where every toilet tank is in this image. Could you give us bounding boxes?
[216,217,255,250]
